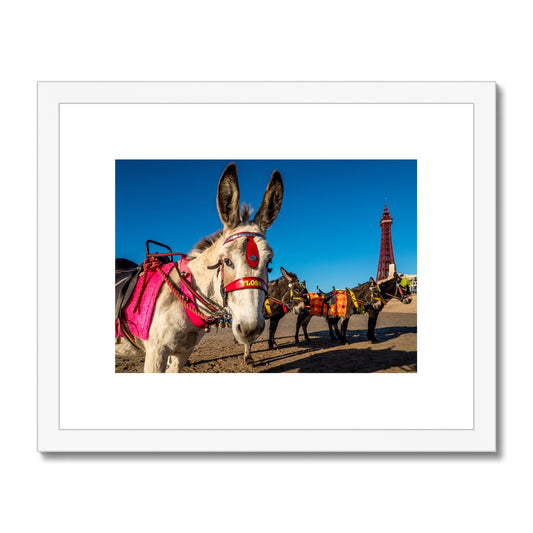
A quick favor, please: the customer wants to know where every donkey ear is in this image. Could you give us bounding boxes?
[217,163,241,230]
[280,267,290,280]
[253,170,284,231]
[369,277,376,285]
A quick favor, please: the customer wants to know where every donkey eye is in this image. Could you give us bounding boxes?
[224,258,234,268]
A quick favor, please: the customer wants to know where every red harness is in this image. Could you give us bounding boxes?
[225,277,268,292]
[219,231,268,303]
[128,232,268,333]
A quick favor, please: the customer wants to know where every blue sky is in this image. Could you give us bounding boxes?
[116,160,417,290]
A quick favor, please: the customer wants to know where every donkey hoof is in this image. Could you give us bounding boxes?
[245,357,255,366]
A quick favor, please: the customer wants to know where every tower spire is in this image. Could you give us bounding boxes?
[376,203,396,281]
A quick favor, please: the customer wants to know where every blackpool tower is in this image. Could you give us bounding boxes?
[376,204,396,281]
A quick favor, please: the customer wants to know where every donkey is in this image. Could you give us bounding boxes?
[291,287,347,344]
[293,273,412,345]
[231,267,306,360]
[262,267,307,350]
[115,163,284,372]
[338,273,412,343]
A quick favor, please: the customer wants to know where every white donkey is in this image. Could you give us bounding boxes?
[115,163,284,372]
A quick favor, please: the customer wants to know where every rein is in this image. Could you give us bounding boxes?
[383,282,409,302]
[264,296,288,314]
[383,291,407,302]
[276,281,307,313]
[346,287,367,311]
[133,253,226,329]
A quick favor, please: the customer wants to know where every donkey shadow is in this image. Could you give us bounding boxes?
[259,346,417,373]
[290,325,417,345]
[250,325,417,361]
[346,325,417,343]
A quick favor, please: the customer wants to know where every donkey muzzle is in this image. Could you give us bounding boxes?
[235,319,266,341]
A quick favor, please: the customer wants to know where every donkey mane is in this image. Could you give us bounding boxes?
[350,281,371,298]
[187,229,223,258]
[239,203,254,223]
[187,204,255,259]
[268,276,287,293]
[377,276,398,295]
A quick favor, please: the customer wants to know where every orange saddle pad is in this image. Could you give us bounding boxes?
[329,290,347,318]
[307,293,327,316]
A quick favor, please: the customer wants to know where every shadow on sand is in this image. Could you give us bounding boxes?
[186,326,417,372]
[257,345,416,373]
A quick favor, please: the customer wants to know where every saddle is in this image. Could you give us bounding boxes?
[329,290,347,317]
[115,254,175,330]
[115,259,143,344]
[116,258,140,305]
[308,290,348,317]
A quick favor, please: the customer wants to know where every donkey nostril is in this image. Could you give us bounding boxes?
[235,321,264,340]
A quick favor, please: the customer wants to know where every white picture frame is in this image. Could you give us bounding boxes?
[37,81,496,452]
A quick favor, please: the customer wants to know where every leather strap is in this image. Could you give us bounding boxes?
[225,277,268,293]
[223,231,264,245]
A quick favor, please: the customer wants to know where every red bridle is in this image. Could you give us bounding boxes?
[219,231,268,304]
[225,277,268,293]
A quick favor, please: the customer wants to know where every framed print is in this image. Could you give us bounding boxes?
[37,81,496,452]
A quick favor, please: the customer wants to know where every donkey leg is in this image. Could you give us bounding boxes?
[144,345,170,373]
[166,355,176,372]
[339,317,350,344]
[165,343,198,372]
[294,315,301,343]
[302,316,312,343]
[328,319,337,340]
[269,315,282,350]
[244,343,254,365]
[295,314,303,343]
[367,313,378,343]
[296,315,311,343]
[332,320,342,342]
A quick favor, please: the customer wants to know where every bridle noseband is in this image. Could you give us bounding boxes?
[211,231,269,306]
[279,280,307,312]
[287,280,306,301]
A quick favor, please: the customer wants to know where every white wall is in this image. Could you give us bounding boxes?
[1,2,525,532]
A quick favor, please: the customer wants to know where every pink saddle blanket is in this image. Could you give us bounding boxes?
[115,262,175,341]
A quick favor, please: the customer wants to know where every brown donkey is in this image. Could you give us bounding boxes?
[293,273,412,344]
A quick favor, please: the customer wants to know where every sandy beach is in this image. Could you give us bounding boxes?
[116,295,417,373]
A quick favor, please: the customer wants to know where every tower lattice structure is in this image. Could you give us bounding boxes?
[376,204,396,281]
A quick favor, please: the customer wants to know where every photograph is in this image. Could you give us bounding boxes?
[38,81,493,452]
[115,159,417,373]
[3,1,516,527]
